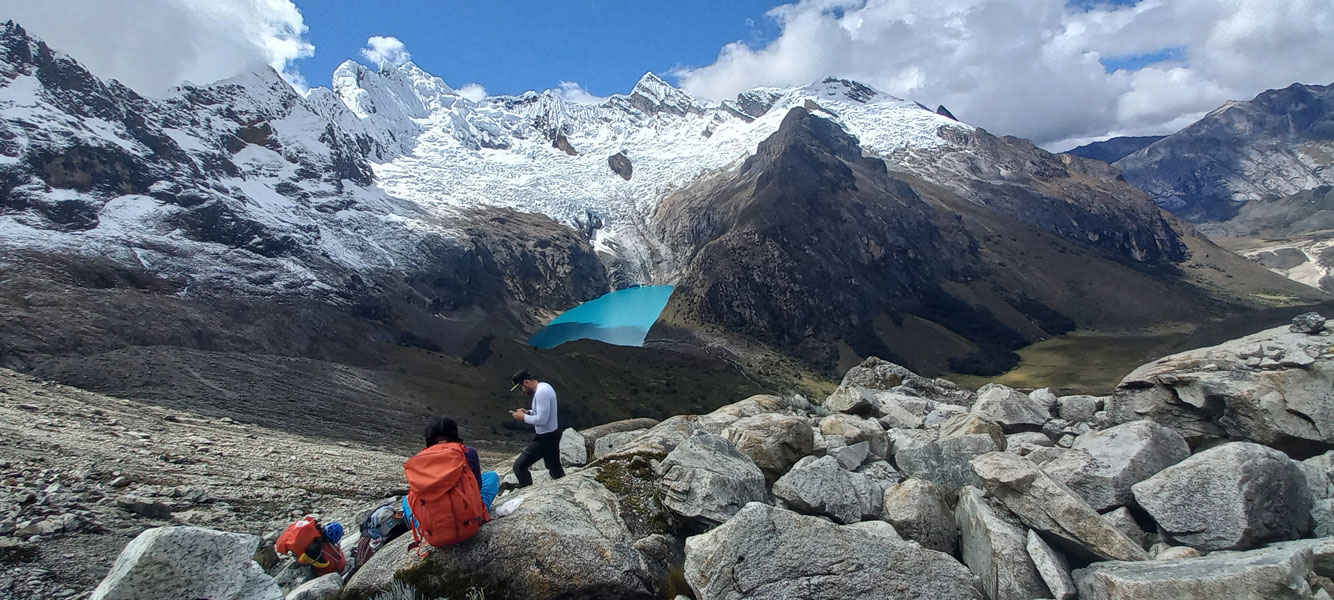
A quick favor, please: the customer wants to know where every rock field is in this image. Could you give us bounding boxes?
[6,313,1334,600]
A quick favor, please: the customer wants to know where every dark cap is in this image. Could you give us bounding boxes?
[510,369,533,391]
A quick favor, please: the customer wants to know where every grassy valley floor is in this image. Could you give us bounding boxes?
[945,300,1334,394]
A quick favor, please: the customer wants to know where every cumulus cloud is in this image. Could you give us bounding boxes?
[360,36,412,69]
[555,81,606,105]
[675,0,1334,149]
[456,83,488,102]
[6,0,314,96]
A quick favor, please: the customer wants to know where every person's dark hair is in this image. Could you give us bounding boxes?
[424,416,462,447]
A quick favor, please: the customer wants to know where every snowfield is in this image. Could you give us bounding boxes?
[0,22,969,294]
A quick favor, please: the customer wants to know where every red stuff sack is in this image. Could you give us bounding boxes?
[404,442,489,550]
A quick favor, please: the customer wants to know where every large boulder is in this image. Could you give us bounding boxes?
[684,502,983,600]
[881,478,957,554]
[594,430,651,460]
[1027,530,1076,600]
[695,395,790,435]
[601,415,700,459]
[955,487,1051,600]
[1132,442,1314,551]
[90,526,281,600]
[818,414,888,460]
[560,428,588,466]
[580,417,659,457]
[938,413,1007,449]
[1108,325,1334,453]
[721,413,814,483]
[285,573,342,600]
[657,432,768,529]
[972,383,1050,433]
[772,455,881,524]
[970,452,1149,562]
[1057,395,1103,423]
[1073,540,1321,599]
[1299,451,1334,501]
[344,473,660,599]
[1042,420,1189,511]
[896,434,999,493]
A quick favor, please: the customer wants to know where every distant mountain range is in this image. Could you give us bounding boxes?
[0,21,1324,430]
[1066,136,1163,164]
[1068,83,1334,293]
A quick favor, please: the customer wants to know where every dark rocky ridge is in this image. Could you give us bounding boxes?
[1065,135,1164,164]
[658,108,1326,376]
[1115,82,1334,224]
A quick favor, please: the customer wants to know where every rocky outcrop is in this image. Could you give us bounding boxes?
[684,503,983,600]
[1132,442,1314,551]
[1108,323,1334,455]
[90,526,280,600]
[608,151,633,180]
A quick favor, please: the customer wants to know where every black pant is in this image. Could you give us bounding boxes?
[513,431,565,487]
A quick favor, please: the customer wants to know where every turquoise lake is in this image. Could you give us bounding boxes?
[528,285,675,349]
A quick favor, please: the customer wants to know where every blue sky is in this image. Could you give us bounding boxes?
[10,0,1334,148]
[292,0,782,96]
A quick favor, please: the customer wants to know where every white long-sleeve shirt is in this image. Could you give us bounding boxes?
[523,382,558,435]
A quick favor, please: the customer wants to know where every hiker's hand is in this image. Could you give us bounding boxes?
[511,409,526,421]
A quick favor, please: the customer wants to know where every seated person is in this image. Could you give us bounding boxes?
[275,517,345,576]
[422,416,500,511]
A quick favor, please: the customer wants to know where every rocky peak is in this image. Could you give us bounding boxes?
[812,77,882,104]
[627,71,700,116]
[1115,81,1334,224]
[743,107,885,194]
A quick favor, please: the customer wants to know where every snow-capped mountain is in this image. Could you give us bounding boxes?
[2,20,1324,383]
[0,19,968,296]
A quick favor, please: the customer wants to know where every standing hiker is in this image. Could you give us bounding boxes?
[509,369,565,487]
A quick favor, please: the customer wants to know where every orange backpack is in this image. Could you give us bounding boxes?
[275,516,346,575]
[404,442,489,551]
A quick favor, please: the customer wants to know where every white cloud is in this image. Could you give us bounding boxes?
[360,35,412,69]
[675,0,1334,148]
[555,81,606,105]
[456,83,488,102]
[6,0,314,96]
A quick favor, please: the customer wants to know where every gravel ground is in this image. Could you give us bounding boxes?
[0,367,510,600]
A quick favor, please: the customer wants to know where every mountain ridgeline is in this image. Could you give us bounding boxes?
[0,20,1327,435]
